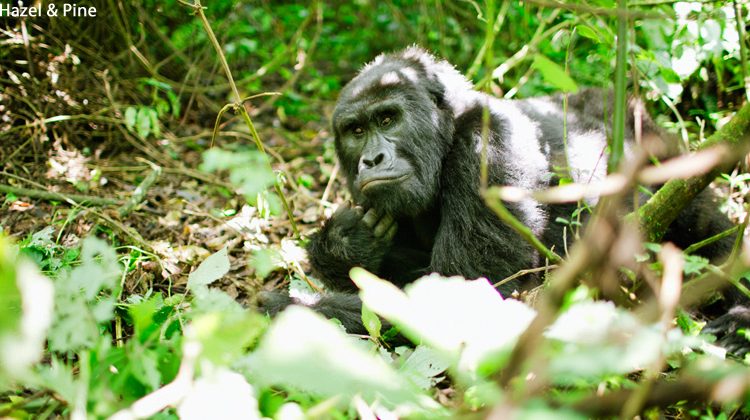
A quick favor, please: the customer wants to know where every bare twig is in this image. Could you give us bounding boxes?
[117,161,162,217]
[521,0,670,19]
[571,370,750,417]
[493,265,558,289]
[631,103,750,242]
[621,244,683,417]
[484,191,562,263]
[495,149,650,387]
[0,183,121,206]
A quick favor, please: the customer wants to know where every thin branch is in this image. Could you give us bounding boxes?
[493,265,558,289]
[734,0,750,102]
[484,190,562,263]
[684,225,740,254]
[631,102,750,242]
[179,0,299,237]
[0,184,121,206]
[570,370,750,417]
[117,162,162,217]
[522,0,670,19]
[609,0,628,172]
[495,149,650,387]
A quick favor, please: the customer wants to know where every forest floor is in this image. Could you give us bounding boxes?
[1,109,340,307]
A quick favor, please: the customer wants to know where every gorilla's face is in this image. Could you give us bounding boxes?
[332,61,453,218]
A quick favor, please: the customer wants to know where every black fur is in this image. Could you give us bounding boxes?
[261,47,745,352]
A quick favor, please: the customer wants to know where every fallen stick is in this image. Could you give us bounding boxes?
[0,184,121,206]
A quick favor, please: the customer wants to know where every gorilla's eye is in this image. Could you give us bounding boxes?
[352,126,365,136]
[379,111,398,127]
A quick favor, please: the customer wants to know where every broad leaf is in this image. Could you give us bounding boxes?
[532,54,579,93]
[246,306,436,411]
[351,269,536,374]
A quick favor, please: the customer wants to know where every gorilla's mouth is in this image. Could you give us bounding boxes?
[359,174,410,192]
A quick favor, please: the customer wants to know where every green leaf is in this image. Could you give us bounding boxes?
[200,149,276,205]
[361,304,381,341]
[297,174,314,188]
[251,248,280,279]
[676,309,704,336]
[148,108,161,138]
[67,237,120,301]
[37,357,79,404]
[190,311,267,366]
[398,346,449,390]
[28,226,55,248]
[532,54,579,93]
[48,237,120,352]
[192,288,244,314]
[124,107,137,130]
[352,269,536,374]
[129,349,162,391]
[0,238,54,382]
[129,294,164,341]
[545,301,698,382]
[167,90,181,117]
[576,25,600,43]
[245,306,435,410]
[188,247,230,291]
[517,400,587,420]
[683,254,710,275]
[0,237,21,334]
[48,294,97,351]
[136,107,152,138]
[178,368,261,420]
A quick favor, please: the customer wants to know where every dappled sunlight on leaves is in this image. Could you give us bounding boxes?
[353,269,536,374]
[244,306,440,413]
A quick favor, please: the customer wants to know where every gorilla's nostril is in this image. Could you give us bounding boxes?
[362,153,385,168]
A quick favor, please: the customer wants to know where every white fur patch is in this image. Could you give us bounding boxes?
[380,71,401,86]
[568,131,607,179]
[488,99,550,235]
[399,67,419,82]
[350,83,366,98]
[398,46,476,117]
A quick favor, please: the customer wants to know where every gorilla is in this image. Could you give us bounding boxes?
[262,46,741,348]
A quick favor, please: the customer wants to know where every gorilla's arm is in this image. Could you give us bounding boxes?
[259,291,371,335]
[306,205,396,291]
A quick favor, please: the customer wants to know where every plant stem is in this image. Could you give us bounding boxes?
[609,0,628,172]
[0,184,121,206]
[183,0,299,237]
[485,188,562,263]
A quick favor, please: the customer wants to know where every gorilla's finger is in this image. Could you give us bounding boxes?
[385,223,398,241]
[353,206,365,218]
[362,208,380,228]
[373,213,394,237]
[703,315,732,336]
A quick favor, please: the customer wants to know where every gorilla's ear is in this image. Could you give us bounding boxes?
[424,76,446,108]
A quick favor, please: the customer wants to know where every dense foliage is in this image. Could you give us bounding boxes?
[1,0,750,418]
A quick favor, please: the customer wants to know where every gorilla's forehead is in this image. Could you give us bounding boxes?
[332,88,408,129]
[340,60,423,102]
[333,65,424,125]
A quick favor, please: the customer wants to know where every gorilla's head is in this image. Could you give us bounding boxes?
[331,47,474,218]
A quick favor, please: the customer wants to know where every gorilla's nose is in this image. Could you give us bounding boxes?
[359,152,386,172]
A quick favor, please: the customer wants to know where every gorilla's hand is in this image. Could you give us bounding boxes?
[703,305,750,356]
[307,204,397,291]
